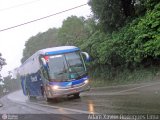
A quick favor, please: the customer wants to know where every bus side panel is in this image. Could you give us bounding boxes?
[26,71,43,96]
[21,54,43,97]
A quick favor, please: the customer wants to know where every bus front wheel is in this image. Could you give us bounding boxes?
[74,93,80,99]
[43,90,52,102]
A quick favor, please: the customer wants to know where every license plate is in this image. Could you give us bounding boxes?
[71,89,77,92]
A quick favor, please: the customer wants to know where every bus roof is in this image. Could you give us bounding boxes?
[38,46,79,55]
[21,46,80,66]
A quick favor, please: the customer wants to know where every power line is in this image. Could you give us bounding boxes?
[0,3,87,32]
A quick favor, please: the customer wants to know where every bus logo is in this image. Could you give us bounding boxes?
[30,76,38,82]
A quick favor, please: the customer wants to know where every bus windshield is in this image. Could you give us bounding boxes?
[46,51,86,82]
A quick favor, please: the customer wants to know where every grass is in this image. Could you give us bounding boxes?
[90,67,160,88]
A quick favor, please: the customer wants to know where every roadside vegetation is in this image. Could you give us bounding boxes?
[0,53,20,97]
[91,67,160,87]
[20,0,160,87]
[0,53,6,97]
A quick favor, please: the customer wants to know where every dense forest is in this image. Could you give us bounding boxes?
[21,0,160,85]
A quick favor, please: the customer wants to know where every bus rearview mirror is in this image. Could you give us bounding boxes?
[81,52,90,62]
[41,58,47,67]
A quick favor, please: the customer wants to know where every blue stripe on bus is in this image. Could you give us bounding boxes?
[49,76,88,87]
[45,48,80,55]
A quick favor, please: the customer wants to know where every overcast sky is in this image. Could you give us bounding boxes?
[0,0,91,77]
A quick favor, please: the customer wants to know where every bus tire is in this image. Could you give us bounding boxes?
[74,93,80,99]
[46,98,53,102]
[27,89,36,100]
[28,95,36,100]
[43,90,52,102]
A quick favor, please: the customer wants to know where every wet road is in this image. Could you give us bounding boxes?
[0,80,160,119]
[0,93,88,120]
[43,81,160,114]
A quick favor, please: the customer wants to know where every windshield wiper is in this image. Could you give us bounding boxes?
[64,55,85,80]
[66,63,81,80]
[69,66,88,80]
[79,72,88,78]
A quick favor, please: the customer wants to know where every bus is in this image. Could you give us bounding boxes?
[19,46,90,101]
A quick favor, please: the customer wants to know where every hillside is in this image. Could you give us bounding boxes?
[21,1,160,86]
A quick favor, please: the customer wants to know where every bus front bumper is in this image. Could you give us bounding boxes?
[46,83,91,98]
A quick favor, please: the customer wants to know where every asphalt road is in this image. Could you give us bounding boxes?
[0,80,160,119]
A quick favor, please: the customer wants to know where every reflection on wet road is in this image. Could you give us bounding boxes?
[2,81,160,114]
[30,81,160,114]
[88,100,95,113]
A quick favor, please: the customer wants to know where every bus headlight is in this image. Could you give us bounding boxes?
[84,80,89,84]
[52,85,59,90]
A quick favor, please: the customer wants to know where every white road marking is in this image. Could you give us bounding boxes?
[91,81,160,90]
[7,90,96,114]
[84,81,160,96]
[112,81,160,95]
[28,101,97,114]
[6,81,160,114]
[6,97,53,114]
[35,81,160,114]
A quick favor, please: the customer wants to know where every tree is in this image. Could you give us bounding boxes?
[58,16,89,46]
[89,0,130,32]
[3,74,21,93]
[0,53,6,96]
[21,28,59,63]
[0,53,6,71]
[88,0,158,32]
